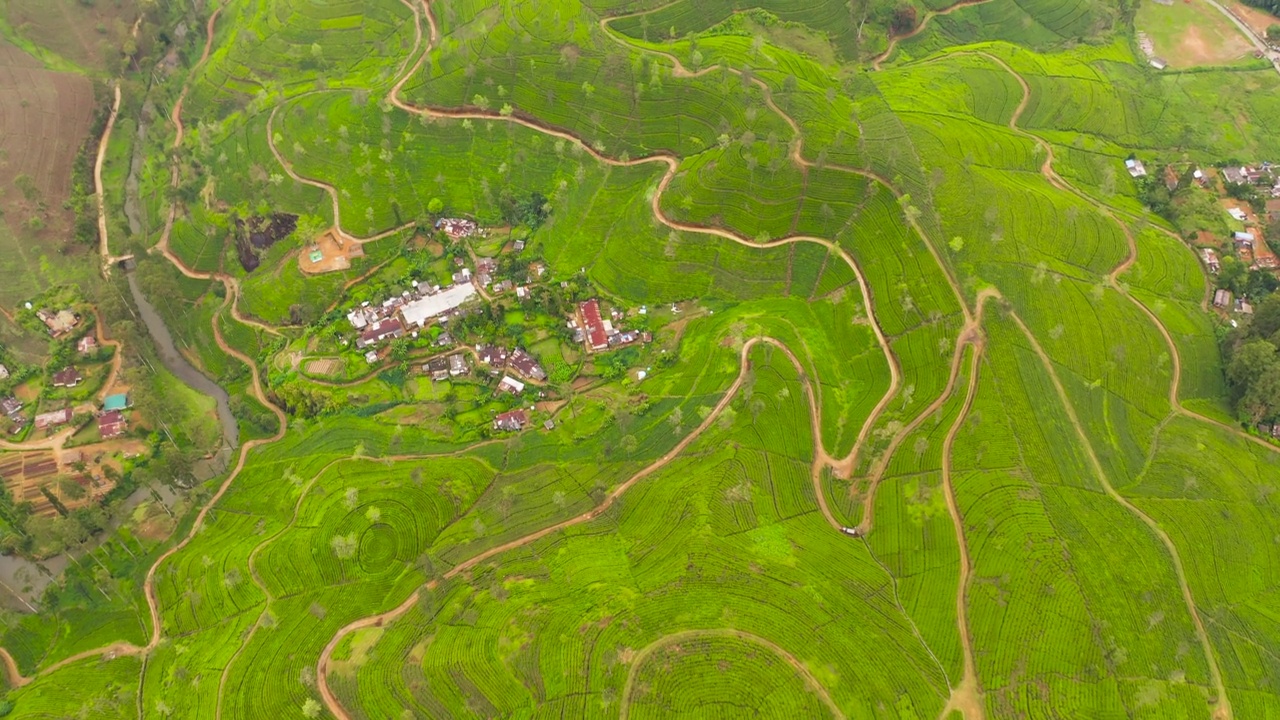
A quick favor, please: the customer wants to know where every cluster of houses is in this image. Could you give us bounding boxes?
[0,392,127,439]
[1221,164,1280,196]
[346,279,478,363]
[422,353,470,381]
[473,345,547,396]
[570,299,651,353]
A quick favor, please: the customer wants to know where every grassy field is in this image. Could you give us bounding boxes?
[1135,0,1255,68]
[2,0,1280,717]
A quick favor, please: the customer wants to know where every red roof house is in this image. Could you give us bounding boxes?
[579,299,609,351]
[98,410,127,439]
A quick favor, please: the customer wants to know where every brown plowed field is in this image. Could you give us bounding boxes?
[0,40,95,222]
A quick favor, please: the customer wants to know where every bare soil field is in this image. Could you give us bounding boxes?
[1232,1,1280,37]
[1136,0,1255,67]
[0,40,95,222]
[0,38,98,306]
[299,228,365,274]
[4,0,140,71]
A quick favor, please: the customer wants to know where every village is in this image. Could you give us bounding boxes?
[1130,157,1280,317]
[0,299,139,521]
[324,219,653,435]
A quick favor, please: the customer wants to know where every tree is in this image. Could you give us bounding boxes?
[1267,24,1280,43]
[1218,255,1247,294]
[331,533,358,559]
[890,5,918,35]
[301,698,322,718]
[1251,293,1280,340]
[427,197,444,215]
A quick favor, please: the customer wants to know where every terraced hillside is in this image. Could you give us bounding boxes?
[2,0,1280,718]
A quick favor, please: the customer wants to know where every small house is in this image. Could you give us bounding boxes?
[1,397,24,418]
[52,367,82,388]
[476,345,509,368]
[513,239,526,251]
[425,357,450,381]
[543,419,555,431]
[436,218,479,239]
[1228,208,1249,222]
[1239,299,1255,315]
[98,410,126,439]
[1234,231,1256,247]
[36,309,79,336]
[0,364,8,381]
[497,376,526,394]
[356,318,404,349]
[1223,166,1249,185]
[508,349,546,381]
[1213,289,1234,308]
[364,350,379,364]
[493,409,527,432]
[1201,248,1220,274]
[1149,58,1167,70]
[1125,158,1147,178]
[448,353,469,376]
[34,408,72,430]
[77,335,98,354]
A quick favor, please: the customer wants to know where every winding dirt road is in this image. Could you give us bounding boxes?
[618,629,847,720]
[988,52,1232,720]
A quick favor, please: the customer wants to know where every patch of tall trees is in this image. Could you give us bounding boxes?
[1224,293,1280,426]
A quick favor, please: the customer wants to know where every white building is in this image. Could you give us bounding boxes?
[401,283,478,328]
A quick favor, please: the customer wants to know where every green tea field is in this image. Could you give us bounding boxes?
[0,0,1278,717]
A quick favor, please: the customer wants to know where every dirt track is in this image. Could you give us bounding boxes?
[618,629,847,720]
[990,53,1233,720]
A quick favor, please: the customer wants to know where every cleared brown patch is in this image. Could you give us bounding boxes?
[299,228,365,274]
[1232,1,1280,37]
[1178,23,1251,66]
[0,39,97,245]
[6,0,140,71]
[305,358,344,377]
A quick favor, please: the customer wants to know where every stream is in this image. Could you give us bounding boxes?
[126,272,239,448]
[0,272,242,612]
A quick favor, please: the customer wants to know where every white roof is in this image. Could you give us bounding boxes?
[1235,232,1255,241]
[1228,208,1248,220]
[499,376,525,393]
[401,283,477,327]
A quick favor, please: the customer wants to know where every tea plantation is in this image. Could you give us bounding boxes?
[2,0,1280,717]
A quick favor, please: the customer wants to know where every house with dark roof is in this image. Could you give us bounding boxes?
[356,318,404,349]
[1,397,23,418]
[425,357,450,381]
[493,409,527,432]
[98,410,127,439]
[476,345,510,369]
[508,349,546,381]
[52,367,83,388]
